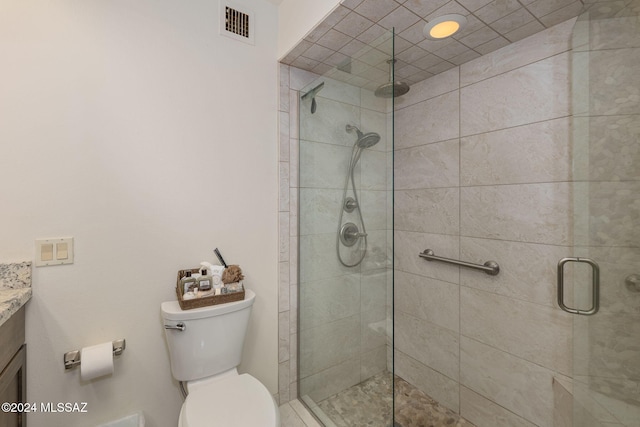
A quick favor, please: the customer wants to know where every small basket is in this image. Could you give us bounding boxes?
[176,268,245,310]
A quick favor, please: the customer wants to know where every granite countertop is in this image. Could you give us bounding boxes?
[0,262,32,328]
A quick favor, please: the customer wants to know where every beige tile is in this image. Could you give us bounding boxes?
[316,29,353,52]
[395,90,460,148]
[403,0,451,17]
[395,270,459,332]
[395,350,460,412]
[299,188,343,235]
[280,360,291,405]
[589,15,640,50]
[538,0,584,27]
[280,116,291,161]
[360,149,388,191]
[280,311,291,363]
[280,162,290,211]
[299,357,361,402]
[394,139,460,190]
[280,402,307,427]
[299,274,361,330]
[354,0,401,22]
[299,97,360,145]
[587,245,640,315]
[589,47,640,116]
[587,181,640,247]
[460,117,571,185]
[460,336,556,427]
[460,17,574,86]
[279,262,290,312]
[360,190,388,231]
[394,230,460,284]
[526,0,577,18]
[460,386,538,427]
[460,182,572,245]
[586,115,640,182]
[504,19,546,42]
[290,399,324,427]
[396,311,459,380]
[280,212,290,262]
[474,35,510,54]
[460,52,570,136]
[378,5,421,33]
[474,0,522,23]
[299,314,360,378]
[458,26,501,49]
[299,233,354,282]
[460,237,571,307]
[360,345,387,380]
[461,287,572,375]
[299,141,354,189]
[394,188,459,234]
[490,7,536,34]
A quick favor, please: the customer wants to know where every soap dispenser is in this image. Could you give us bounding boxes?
[197,269,213,291]
[180,271,197,294]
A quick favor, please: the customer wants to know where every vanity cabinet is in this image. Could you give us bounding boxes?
[0,307,26,427]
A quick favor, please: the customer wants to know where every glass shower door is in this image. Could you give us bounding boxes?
[297,30,395,426]
[568,3,640,425]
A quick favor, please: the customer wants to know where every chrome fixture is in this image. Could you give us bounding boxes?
[626,274,640,292]
[336,124,381,267]
[344,197,358,213]
[301,81,325,114]
[164,322,186,331]
[419,249,500,276]
[63,339,126,370]
[375,59,410,98]
[557,257,600,316]
[340,223,367,247]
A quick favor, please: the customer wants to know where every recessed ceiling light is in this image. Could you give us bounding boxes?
[423,14,467,40]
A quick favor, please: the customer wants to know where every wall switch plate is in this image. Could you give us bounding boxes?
[35,237,74,266]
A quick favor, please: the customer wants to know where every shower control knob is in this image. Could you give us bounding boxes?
[344,197,358,213]
[340,223,367,247]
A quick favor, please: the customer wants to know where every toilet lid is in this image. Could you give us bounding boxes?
[180,374,278,427]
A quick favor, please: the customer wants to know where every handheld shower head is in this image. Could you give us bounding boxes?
[346,124,381,149]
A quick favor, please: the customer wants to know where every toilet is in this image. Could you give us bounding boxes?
[161,289,280,427]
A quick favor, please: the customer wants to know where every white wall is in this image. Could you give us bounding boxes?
[0,1,278,426]
[277,0,339,59]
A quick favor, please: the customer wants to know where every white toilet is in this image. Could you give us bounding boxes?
[161,289,280,427]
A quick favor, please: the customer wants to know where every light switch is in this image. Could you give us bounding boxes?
[41,244,54,261]
[35,237,74,267]
[56,243,68,260]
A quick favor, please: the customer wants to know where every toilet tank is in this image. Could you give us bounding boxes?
[161,289,255,382]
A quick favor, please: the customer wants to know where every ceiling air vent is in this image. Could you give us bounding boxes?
[219,1,255,45]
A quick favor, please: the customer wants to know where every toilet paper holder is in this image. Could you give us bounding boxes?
[63,339,126,370]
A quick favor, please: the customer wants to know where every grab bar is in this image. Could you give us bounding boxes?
[419,249,500,276]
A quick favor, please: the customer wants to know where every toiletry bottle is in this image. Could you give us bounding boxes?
[180,271,197,294]
[197,269,212,291]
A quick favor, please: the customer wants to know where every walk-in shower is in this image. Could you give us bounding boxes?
[337,124,381,267]
[291,4,639,425]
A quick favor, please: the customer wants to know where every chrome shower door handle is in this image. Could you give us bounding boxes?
[557,257,600,315]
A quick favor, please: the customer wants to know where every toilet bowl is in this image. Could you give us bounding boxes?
[161,289,279,427]
[178,372,279,427]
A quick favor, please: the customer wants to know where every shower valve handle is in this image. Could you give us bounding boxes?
[340,223,367,247]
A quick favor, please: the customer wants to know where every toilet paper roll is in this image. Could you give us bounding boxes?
[80,342,114,381]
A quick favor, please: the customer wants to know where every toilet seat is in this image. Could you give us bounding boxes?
[179,373,279,427]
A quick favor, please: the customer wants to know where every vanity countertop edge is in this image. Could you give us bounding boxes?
[0,261,32,328]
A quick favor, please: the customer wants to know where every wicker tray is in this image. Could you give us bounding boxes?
[176,268,245,310]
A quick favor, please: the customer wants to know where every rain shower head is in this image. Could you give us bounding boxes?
[374,59,410,98]
[346,124,381,148]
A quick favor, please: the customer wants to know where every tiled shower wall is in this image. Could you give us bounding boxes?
[393,18,577,427]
